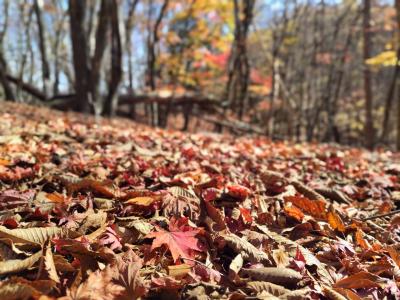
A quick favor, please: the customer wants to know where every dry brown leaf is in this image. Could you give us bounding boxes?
[241,267,302,287]
[333,288,363,300]
[0,279,41,300]
[203,201,226,231]
[221,233,271,265]
[0,250,42,275]
[280,288,312,300]
[62,267,124,300]
[168,264,192,279]
[387,246,400,269]
[272,248,290,268]
[53,254,75,272]
[43,242,60,283]
[257,225,322,267]
[247,281,290,296]
[162,187,201,220]
[229,253,243,282]
[112,249,146,298]
[79,211,107,234]
[0,226,70,245]
[323,285,348,300]
[333,271,385,289]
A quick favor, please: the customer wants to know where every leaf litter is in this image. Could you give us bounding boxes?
[0,103,399,299]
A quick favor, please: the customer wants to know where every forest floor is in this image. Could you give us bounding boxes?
[0,102,399,299]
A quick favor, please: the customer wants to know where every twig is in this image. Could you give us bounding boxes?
[361,209,400,221]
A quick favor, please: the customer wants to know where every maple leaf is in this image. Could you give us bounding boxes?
[146,217,203,262]
[62,267,124,300]
[99,226,123,251]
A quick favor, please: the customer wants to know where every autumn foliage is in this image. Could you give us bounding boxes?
[0,102,399,299]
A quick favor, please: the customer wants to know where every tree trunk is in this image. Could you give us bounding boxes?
[225,0,255,120]
[103,0,122,117]
[33,0,50,97]
[0,51,15,101]
[68,0,90,112]
[145,0,169,126]
[396,0,400,150]
[363,0,374,149]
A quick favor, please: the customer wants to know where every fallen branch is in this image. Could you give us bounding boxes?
[197,115,265,135]
[361,209,400,221]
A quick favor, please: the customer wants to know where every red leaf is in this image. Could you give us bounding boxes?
[146,217,203,262]
[226,184,250,200]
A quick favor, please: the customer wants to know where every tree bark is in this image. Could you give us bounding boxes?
[225,0,255,120]
[145,0,169,126]
[363,0,374,149]
[0,0,14,101]
[68,0,91,112]
[103,0,122,117]
[396,0,400,150]
[90,0,112,115]
[33,0,50,97]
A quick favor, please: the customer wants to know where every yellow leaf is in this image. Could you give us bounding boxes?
[167,264,191,278]
[366,50,398,66]
[125,197,155,206]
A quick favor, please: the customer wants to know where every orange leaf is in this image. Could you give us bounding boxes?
[283,204,304,222]
[333,271,384,289]
[45,192,65,203]
[378,201,393,214]
[387,246,400,268]
[333,288,363,300]
[355,229,370,250]
[284,196,326,219]
[327,207,345,232]
[204,201,226,231]
[0,159,11,166]
[125,197,155,206]
[239,206,253,223]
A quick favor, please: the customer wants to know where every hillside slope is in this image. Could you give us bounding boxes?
[0,102,399,299]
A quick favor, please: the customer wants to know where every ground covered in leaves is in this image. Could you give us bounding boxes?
[0,102,400,300]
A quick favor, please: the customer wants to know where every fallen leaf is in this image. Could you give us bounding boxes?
[146,217,203,262]
[125,196,155,206]
[333,271,385,289]
[167,264,191,278]
[327,207,346,232]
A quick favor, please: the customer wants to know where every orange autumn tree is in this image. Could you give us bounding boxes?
[158,0,234,97]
